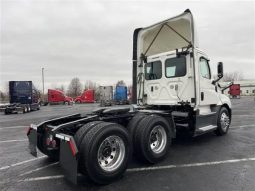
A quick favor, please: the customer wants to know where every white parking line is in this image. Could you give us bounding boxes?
[231,124,255,128]
[0,126,27,130]
[0,139,27,143]
[127,157,255,172]
[0,156,47,171]
[20,175,64,182]
[19,157,255,182]
[19,162,59,176]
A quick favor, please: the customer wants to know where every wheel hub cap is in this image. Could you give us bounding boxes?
[97,135,125,172]
[149,125,167,154]
[220,112,230,131]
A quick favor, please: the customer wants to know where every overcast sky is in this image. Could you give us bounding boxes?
[0,0,254,92]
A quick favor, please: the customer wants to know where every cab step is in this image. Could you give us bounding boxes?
[195,125,217,135]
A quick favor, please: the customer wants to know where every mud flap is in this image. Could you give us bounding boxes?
[57,134,79,184]
[27,128,38,157]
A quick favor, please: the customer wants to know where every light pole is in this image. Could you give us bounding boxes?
[42,67,45,102]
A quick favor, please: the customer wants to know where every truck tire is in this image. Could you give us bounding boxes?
[215,107,231,136]
[79,122,131,184]
[127,113,146,142]
[74,121,103,149]
[27,105,31,112]
[134,115,171,164]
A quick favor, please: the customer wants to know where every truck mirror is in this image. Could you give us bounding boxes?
[217,62,223,78]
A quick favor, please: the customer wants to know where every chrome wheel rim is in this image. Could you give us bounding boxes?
[220,112,230,131]
[149,125,167,154]
[97,135,125,172]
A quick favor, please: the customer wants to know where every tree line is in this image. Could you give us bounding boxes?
[64,78,128,97]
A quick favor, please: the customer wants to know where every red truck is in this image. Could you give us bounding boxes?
[74,89,95,103]
[229,84,241,99]
[48,89,73,105]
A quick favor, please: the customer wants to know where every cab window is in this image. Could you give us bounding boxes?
[145,61,162,80]
[200,58,211,79]
[165,56,186,78]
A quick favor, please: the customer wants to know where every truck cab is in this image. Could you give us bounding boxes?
[0,81,40,114]
[75,89,95,103]
[48,89,73,105]
[133,9,231,136]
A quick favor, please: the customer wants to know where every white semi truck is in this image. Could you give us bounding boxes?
[27,9,231,185]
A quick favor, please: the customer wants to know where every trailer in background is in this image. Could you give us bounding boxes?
[114,86,128,105]
[99,86,113,106]
[48,89,73,105]
[0,81,40,114]
[229,84,241,99]
[75,89,95,103]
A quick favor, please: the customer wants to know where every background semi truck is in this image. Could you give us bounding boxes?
[114,86,128,104]
[229,84,241,99]
[99,86,113,106]
[0,81,40,114]
[48,89,73,105]
[75,89,95,103]
[27,10,232,185]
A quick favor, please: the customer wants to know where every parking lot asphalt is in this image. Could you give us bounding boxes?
[0,97,255,191]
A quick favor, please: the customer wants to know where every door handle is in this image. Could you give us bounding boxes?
[151,86,154,92]
[201,92,204,101]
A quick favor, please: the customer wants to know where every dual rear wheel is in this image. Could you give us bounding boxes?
[74,115,171,184]
[74,122,131,184]
[128,114,172,164]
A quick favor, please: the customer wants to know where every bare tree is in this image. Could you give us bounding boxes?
[0,91,8,103]
[116,80,126,87]
[0,82,10,103]
[67,77,82,97]
[222,71,244,82]
[56,85,65,93]
[84,80,97,90]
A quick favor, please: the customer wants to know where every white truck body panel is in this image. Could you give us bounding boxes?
[135,10,231,113]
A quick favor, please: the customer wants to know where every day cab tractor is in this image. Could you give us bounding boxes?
[27,10,232,185]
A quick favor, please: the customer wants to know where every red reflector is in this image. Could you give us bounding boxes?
[52,140,56,148]
[46,138,51,146]
[68,140,77,156]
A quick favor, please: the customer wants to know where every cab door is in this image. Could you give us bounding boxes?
[198,55,218,106]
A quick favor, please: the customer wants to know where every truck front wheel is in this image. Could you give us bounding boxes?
[79,122,131,184]
[134,115,171,164]
[215,107,231,136]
